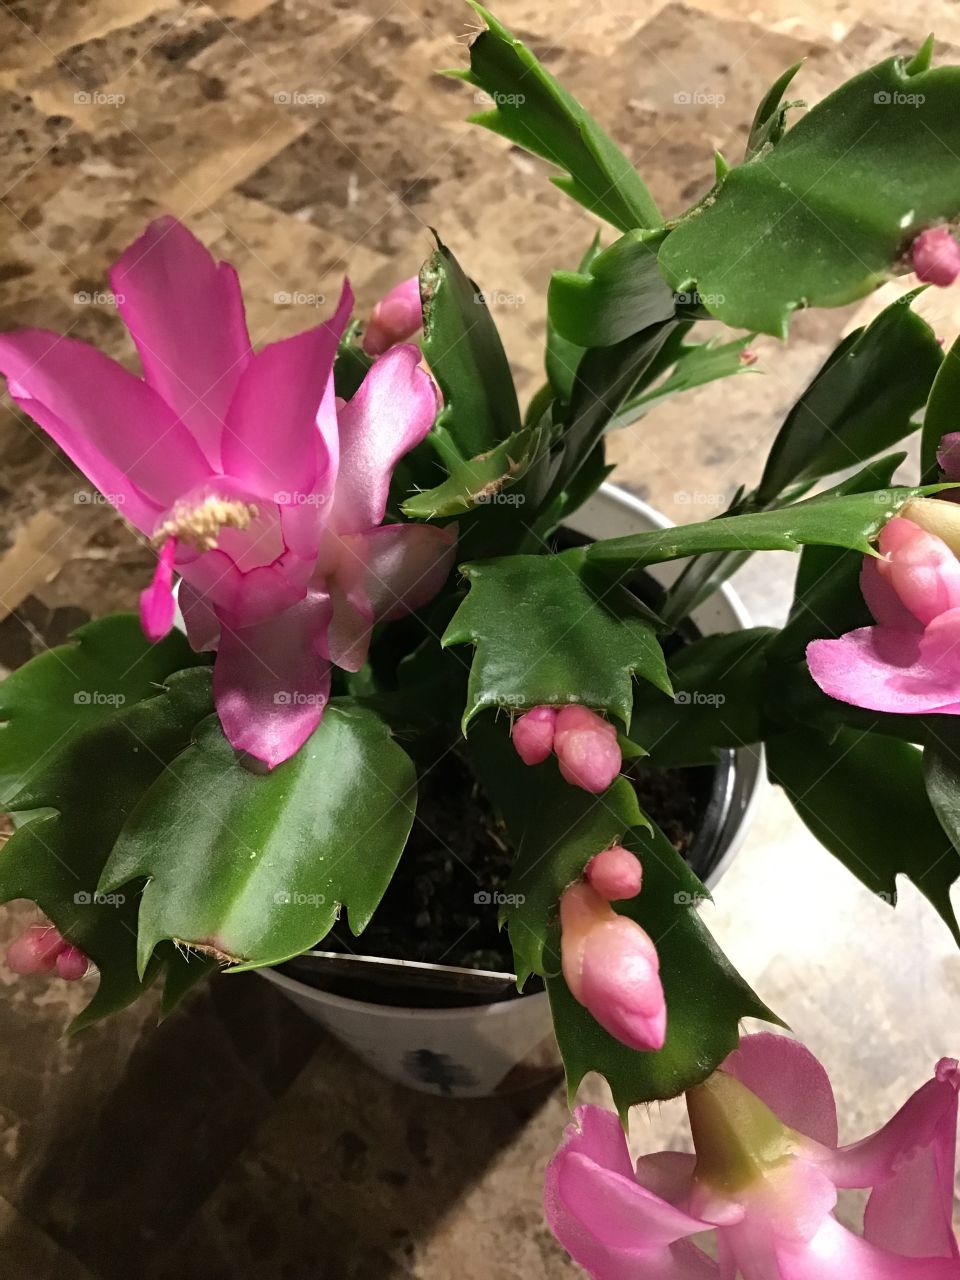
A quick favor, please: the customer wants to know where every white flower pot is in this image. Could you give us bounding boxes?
[259,484,764,1097]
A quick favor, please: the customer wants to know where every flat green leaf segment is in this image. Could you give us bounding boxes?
[548,822,781,1112]
[548,230,674,348]
[402,239,533,519]
[921,333,960,482]
[758,297,941,501]
[466,718,645,984]
[588,485,947,569]
[0,614,207,806]
[0,667,215,1029]
[401,425,548,519]
[457,4,661,232]
[628,628,776,767]
[768,728,960,946]
[659,51,960,335]
[99,702,417,974]
[443,547,671,731]
[609,332,755,429]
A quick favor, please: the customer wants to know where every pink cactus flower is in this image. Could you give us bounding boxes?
[362,277,422,356]
[0,219,456,768]
[585,845,643,901]
[560,880,665,1051]
[913,227,960,287]
[512,705,558,765]
[554,705,623,792]
[807,504,960,715]
[939,433,960,484]
[545,1033,960,1278]
[6,921,88,980]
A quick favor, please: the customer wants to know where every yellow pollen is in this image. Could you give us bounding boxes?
[154,495,259,552]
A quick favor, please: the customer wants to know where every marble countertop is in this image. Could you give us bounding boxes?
[1,0,959,1275]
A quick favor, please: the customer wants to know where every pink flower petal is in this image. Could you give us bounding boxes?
[806,620,960,714]
[876,518,960,626]
[221,282,352,497]
[860,556,922,633]
[544,1108,714,1280]
[826,1059,960,1260]
[110,216,252,469]
[323,581,374,674]
[720,1033,839,1147]
[139,537,177,641]
[335,522,458,622]
[212,590,332,768]
[0,330,210,531]
[177,581,220,652]
[331,345,440,535]
[512,706,558,766]
[770,1213,959,1278]
[913,227,960,288]
[362,277,422,356]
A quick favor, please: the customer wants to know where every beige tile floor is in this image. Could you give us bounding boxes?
[0,0,959,1275]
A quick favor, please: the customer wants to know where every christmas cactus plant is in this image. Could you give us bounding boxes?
[4,6,960,1271]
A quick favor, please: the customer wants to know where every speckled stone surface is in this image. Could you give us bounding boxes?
[1,1,960,1276]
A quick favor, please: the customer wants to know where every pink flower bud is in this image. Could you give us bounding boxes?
[585,845,643,900]
[362,277,422,355]
[512,705,558,765]
[560,881,666,1051]
[876,516,960,625]
[55,945,89,981]
[937,432,960,483]
[6,922,67,975]
[553,706,622,792]
[912,227,960,287]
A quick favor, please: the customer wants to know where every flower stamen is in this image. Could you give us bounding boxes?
[154,494,259,552]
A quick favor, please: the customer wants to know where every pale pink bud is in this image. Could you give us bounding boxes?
[739,348,758,366]
[6,922,67,975]
[55,945,89,981]
[512,705,558,765]
[876,516,960,625]
[560,881,666,1051]
[553,706,622,792]
[585,845,643,901]
[362,277,422,355]
[912,227,960,287]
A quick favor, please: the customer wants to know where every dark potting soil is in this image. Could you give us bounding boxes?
[322,747,703,973]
